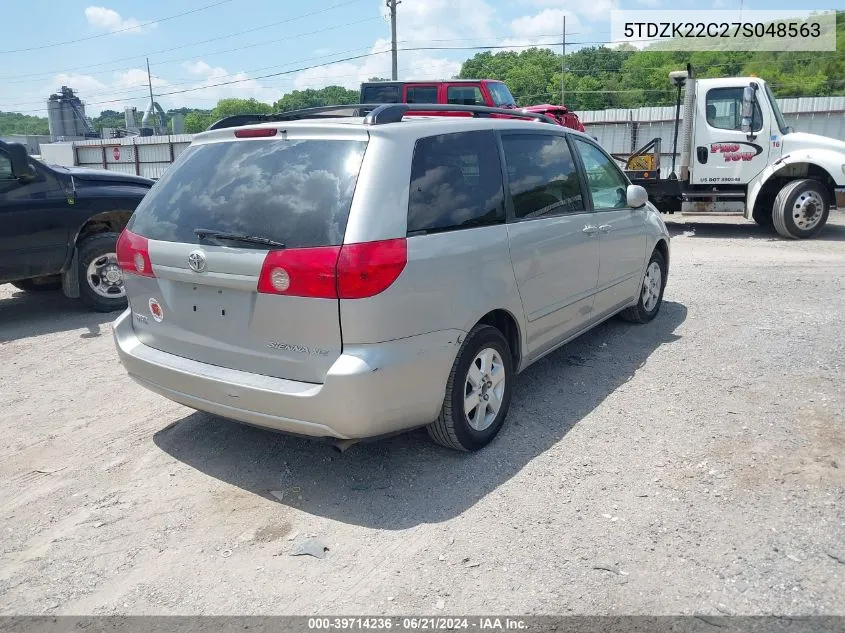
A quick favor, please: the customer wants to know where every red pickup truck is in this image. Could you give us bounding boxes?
[359,80,585,132]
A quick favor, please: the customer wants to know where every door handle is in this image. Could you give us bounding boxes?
[582,225,599,235]
[599,224,613,233]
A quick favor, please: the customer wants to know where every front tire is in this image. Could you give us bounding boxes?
[427,325,514,451]
[620,249,666,324]
[77,232,128,312]
[772,179,829,239]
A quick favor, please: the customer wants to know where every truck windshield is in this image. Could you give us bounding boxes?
[488,82,516,107]
[764,83,790,134]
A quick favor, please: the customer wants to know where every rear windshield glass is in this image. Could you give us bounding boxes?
[361,84,401,103]
[128,138,367,248]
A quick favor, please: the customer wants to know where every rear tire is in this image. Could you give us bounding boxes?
[427,325,514,451]
[620,249,666,324]
[77,232,128,312]
[772,179,829,239]
[11,276,62,292]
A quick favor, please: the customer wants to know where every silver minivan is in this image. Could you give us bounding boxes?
[113,105,670,451]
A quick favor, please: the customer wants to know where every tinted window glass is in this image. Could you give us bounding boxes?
[572,138,628,209]
[406,86,438,104]
[361,84,400,103]
[447,86,484,106]
[501,134,584,219]
[706,87,763,132]
[128,139,367,248]
[0,151,13,180]
[408,131,504,234]
[488,82,516,107]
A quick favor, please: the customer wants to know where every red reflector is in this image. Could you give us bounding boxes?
[234,128,277,138]
[116,228,155,278]
[338,238,407,299]
[257,246,341,298]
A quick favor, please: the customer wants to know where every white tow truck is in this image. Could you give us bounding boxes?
[621,65,845,239]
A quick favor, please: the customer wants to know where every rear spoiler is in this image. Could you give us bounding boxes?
[207,103,557,131]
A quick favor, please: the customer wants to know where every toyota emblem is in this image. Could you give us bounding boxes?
[187,250,207,273]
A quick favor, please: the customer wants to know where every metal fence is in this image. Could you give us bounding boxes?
[70,134,194,179]
[578,96,845,178]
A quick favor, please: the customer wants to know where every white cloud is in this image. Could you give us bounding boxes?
[502,9,583,51]
[290,0,493,92]
[517,0,619,21]
[84,6,155,34]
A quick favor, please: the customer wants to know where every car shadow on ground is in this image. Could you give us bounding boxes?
[154,301,687,530]
[0,286,119,343]
[666,218,845,242]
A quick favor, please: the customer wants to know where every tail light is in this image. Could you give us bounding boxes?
[116,229,155,277]
[337,238,406,299]
[257,238,407,299]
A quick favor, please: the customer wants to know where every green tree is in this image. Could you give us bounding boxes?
[272,85,359,111]
[184,111,215,133]
[0,111,50,135]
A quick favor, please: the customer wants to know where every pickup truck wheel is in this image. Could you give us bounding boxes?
[77,232,128,312]
[427,325,513,452]
[773,179,829,239]
[11,276,63,292]
[620,249,666,324]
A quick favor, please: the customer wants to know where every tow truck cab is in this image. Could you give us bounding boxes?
[622,68,845,239]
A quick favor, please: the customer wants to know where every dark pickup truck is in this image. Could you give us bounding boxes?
[0,140,153,311]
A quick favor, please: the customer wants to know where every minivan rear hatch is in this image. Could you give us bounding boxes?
[119,127,368,383]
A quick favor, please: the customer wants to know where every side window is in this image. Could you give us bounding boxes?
[447,86,484,106]
[501,134,585,220]
[706,87,763,132]
[406,86,438,104]
[572,138,629,210]
[361,84,400,104]
[0,151,14,180]
[408,131,505,235]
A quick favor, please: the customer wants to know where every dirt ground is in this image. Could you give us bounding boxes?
[1,214,843,616]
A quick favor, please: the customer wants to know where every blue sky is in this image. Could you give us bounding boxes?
[0,0,827,116]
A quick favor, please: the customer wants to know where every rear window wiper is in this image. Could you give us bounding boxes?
[194,228,286,249]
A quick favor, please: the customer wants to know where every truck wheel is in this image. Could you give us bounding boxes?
[11,276,63,292]
[427,325,514,451]
[77,232,128,312]
[620,249,666,324]
[772,179,829,239]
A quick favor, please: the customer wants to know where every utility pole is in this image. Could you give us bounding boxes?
[387,0,399,80]
[561,15,566,106]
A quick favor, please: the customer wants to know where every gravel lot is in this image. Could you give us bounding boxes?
[1,214,843,616]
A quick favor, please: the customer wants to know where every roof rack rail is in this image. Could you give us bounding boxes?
[206,102,556,131]
[207,104,380,130]
[363,103,557,125]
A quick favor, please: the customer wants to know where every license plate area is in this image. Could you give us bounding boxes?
[178,283,251,334]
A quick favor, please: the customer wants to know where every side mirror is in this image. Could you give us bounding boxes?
[741,85,756,137]
[626,184,648,209]
[7,143,36,182]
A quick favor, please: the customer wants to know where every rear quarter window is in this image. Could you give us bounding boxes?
[407,131,505,235]
[128,138,367,248]
[361,84,401,104]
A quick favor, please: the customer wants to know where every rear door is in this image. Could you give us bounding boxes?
[571,137,646,317]
[122,129,368,384]
[501,131,599,357]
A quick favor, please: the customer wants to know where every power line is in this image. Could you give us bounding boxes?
[0,0,372,82]
[0,0,234,54]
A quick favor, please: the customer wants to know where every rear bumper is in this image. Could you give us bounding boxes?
[113,310,462,439]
